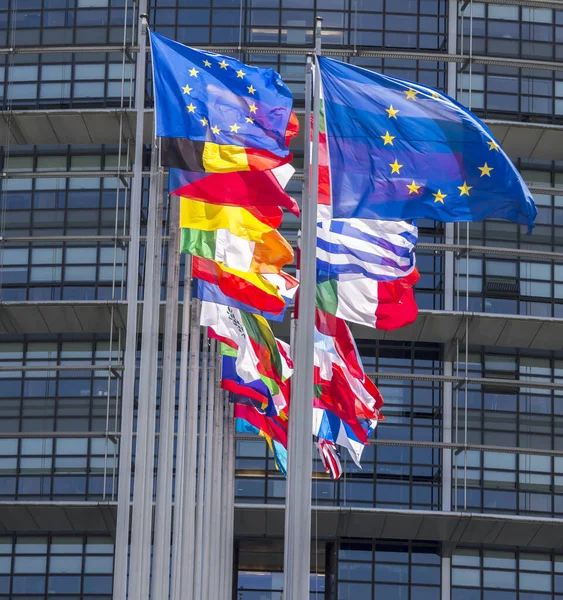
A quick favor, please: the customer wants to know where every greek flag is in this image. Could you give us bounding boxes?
[316,218,418,283]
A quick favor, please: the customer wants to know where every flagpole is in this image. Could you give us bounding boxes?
[283,17,322,600]
[151,189,180,600]
[209,347,224,599]
[201,339,217,598]
[170,255,192,600]
[225,400,236,596]
[112,10,147,599]
[219,390,230,600]
[129,129,164,600]
[192,331,209,599]
[178,297,201,599]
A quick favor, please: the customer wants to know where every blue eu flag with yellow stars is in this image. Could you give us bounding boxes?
[149,31,295,173]
[319,57,537,232]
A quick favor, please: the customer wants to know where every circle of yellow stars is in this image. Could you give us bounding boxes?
[181,57,259,137]
[379,86,502,203]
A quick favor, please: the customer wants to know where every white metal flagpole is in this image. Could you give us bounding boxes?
[283,16,322,600]
[192,331,209,598]
[208,345,224,599]
[112,10,147,599]
[178,297,201,599]
[200,339,217,598]
[151,191,180,600]
[170,255,192,600]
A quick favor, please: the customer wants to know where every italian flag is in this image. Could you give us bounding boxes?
[316,269,419,330]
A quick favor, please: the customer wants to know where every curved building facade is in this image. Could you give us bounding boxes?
[1,0,563,598]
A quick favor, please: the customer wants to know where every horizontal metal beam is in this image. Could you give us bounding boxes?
[4,169,562,199]
[1,237,563,263]
[236,435,563,457]
[367,370,562,390]
[0,45,135,55]
[0,431,121,439]
[0,363,122,372]
[0,170,138,179]
[417,242,563,262]
[0,44,562,72]
[464,0,563,9]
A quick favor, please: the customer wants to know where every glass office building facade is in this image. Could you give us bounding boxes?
[2,0,563,598]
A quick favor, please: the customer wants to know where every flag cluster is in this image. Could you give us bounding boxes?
[151,33,537,483]
[151,31,299,473]
[311,95,419,476]
[312,57,537,476]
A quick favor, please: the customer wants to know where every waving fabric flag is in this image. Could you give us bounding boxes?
[316,218,418,282]
[194,279,288,322]
[181,228,294,274]
[313,407,370,467]
[180,197,283,241]
[201,300,291,386]
[221,355,280,416]
[170,164,300,217]
[235,416,288,475]
[317,269,419,330]
[150,31,295,172]
[316,440,343,480]
[319,56,537,230]
[193,257,286,315]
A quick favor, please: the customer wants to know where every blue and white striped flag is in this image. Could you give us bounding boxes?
[316,218,418,283]
[313,407,378,467]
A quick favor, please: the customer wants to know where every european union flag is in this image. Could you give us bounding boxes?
[319,57,537,231]
[149,31,295,173]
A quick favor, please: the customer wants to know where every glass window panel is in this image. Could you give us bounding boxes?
[31,248,62,264]
[0,557,10,573]
[452,568,480,586]
[49,556,82,573]
[42,64,72,81]
[521,262,551,280]
[12,574,46,594]
[36,156,67,171]
[489,5,518,19]
[2,248,29,265]
[5,157,34,172]
[21,439,53,455]
[0,538,11,554]
[483,550,516,569]
[64,247,97,264]
[483,570,515,588]
[520,553,551,571]
[56,439,88,455]
[50,537,83,554]
[85,537,113,553]
[74,64,105,80]
[40,82,72,99]
[9,65,39,82]
[30,266,62,282]
[519,454,551,472]
[73,82,105,98]
[70,155,102,170]
[84,555,113,573]
[520,571,552,592]
[65,266,96,281]
[14,555,47,573]
[522,7,553,22]
[483,452,516,470]
[15,536,48,554]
